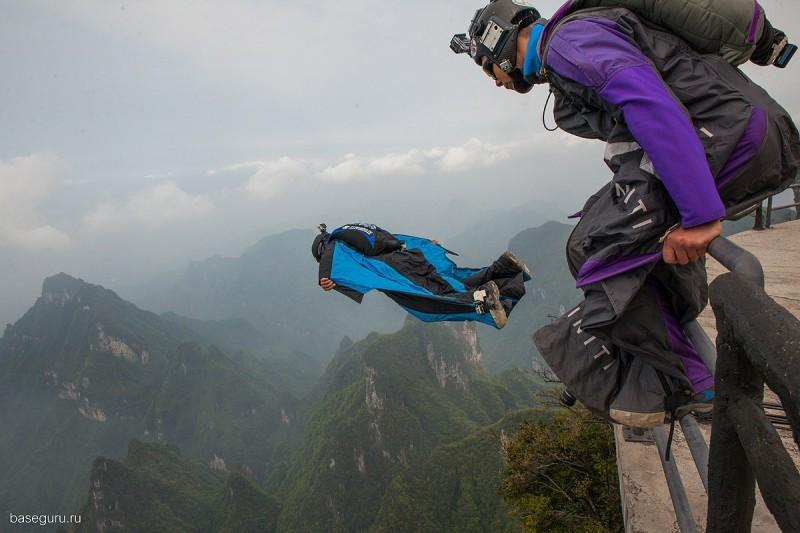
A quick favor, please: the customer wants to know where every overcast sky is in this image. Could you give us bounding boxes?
[1,0,798,326]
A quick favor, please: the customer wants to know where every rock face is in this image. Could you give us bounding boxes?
[94,324,148,364]
[74,440,278,533]
[425,323,482,391]
[365,366,384,411]
[41,272,84,306]
[274,319,547,532]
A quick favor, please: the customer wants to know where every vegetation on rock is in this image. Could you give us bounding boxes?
[501,404,622,533]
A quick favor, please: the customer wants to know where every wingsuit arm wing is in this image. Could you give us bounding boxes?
[546,18,726,229]
[319,241,364,303]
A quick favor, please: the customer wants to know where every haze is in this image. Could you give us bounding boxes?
[1,0,798,327]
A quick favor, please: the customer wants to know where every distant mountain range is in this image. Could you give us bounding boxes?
[479,221,582,372]
[121,219,581,372]
[0,219,580,531]
[0,275,554,532]
[443,202,565,266]
[120,228,406,364]
[0,273,314,522]
[57,317,552,532]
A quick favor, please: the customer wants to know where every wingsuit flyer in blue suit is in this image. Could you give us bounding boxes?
[311,223,532,330]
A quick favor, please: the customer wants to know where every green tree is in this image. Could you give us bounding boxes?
[501,403,623,533]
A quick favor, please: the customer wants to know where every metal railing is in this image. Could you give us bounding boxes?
[637,236,800,533]
[706,262,800,531]
[624,237,800,533]
[763,184,800,229]
[641,238,753,533]
[736,184,800,230]
[614,238,757,533]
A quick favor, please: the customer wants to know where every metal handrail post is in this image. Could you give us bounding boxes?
[685,321,717,375]
[754,202,765,230]
[766,195,774,228]
[654,425,699,533]
[679,416,710,492]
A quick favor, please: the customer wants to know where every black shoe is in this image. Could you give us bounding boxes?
[491,251,532,280]
[503,251,532,280]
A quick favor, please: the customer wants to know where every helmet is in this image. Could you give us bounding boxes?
[451,0,540,93]
[311,223,329,263]
[311,234,325,262]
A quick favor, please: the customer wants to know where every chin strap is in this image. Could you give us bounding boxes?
[542,88,559,132]
[511,70,535,93]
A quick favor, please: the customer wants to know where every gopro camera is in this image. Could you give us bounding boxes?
[450,33,470,55]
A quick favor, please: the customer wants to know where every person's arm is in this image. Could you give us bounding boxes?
[318,242,337,291]
[549,19,727,228]
[318,241,364,302]
[547,19,725,263]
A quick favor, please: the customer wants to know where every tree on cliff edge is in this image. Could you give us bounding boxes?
[501,404,622,532]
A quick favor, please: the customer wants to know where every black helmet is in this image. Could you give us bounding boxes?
[451,0,540,92]
[311,224,328,262]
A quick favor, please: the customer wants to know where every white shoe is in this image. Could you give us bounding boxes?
[475,281,507,329]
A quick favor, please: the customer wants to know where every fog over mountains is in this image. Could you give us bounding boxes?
[2,207,779,531]
[0,219,581,531]
[0,273,312,520]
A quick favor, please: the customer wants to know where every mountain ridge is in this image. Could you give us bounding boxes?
[0,273,312,520]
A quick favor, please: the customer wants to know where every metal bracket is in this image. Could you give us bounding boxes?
[623,426,654,443]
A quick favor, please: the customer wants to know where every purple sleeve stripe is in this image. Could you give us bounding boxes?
[599,65,726,228]
[546,19,726,229]
[748,1,762,44]
[716,107,767,190]
[575,252,662,288]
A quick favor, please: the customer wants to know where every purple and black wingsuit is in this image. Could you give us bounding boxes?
[532,4,800,427]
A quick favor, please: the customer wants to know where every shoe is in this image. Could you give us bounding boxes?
[495,251,532,281]
[474,281,507,329]
[675,388,715,418]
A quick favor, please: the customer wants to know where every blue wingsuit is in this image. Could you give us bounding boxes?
[316,223,530,329]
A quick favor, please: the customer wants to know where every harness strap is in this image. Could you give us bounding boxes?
[656,370,678,462]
